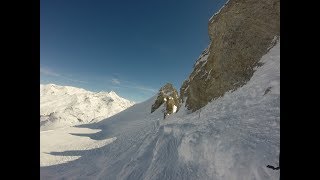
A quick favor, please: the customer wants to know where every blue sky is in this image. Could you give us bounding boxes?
[40,0,227,102]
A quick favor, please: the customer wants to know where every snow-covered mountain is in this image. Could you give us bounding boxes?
[41,42,279,180]
[40,0,280,179]
[40,84,135,131]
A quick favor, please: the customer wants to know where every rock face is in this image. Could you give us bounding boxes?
[164,96,178,116]
[180,0,280,112]
[151,83,179,114]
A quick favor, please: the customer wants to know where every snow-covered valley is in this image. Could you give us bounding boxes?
[40,41,280,180]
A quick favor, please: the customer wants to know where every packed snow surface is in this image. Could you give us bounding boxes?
[40,84,134,131]
[41,42,280,179]
[41,127,117,167]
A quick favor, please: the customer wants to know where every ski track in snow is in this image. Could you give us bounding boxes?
[40,41,280,180]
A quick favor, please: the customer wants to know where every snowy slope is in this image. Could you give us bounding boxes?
[40,84,135,131]
[41,41,279,180]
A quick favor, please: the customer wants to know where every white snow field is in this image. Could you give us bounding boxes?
[41,127,117,167]
[40,41,280,180]
[40,84,135,131]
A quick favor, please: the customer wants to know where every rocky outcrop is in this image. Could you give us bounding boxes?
[163,96,178,118]
[180,0,280,112]
[151,83,179,114]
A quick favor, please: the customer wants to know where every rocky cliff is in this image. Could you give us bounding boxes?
[180,0,280,112]
[151,83,179,114]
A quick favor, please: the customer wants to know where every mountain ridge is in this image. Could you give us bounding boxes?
[40,84,135,131]
[180,0,280,112]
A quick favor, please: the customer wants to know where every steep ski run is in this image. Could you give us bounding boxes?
[41,42,280,180]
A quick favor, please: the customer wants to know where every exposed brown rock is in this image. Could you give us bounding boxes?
[180,0,280,112]
[151,83,179,114]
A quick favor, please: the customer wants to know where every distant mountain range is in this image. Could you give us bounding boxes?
[40,84,135,131]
